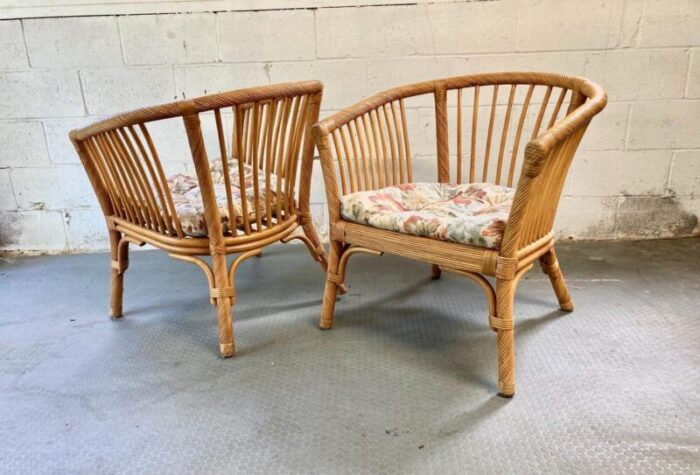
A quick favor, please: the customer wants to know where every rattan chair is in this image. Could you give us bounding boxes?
[71,81,330,357]
[312,72,607,397]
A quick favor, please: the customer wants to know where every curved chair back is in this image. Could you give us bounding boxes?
[312,72,606,257]
[71,81,323,249]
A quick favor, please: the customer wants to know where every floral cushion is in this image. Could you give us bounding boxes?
[340,182,515,250]
[167,159,283,237]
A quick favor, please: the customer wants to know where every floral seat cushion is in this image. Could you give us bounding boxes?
[340,182,515,250]
[167,159,283,237]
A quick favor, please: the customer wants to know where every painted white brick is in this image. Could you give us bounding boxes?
[637,0,700,47]
[517,0,623,51]
[687,50,700,98]
[0,70,84,118]
[316,5,430,59]
[465,52,587,77]
[309,160,327,204]
[0,121,49,167]
[65,207,109,251]
[268,60,367,110]
[0,169,16,211]
[174,63,268,99]
[669,151,700,197]
[44,118,98,164]
[585,49,689,101]
[120,13,218,65]
[23,17,122,68]
[570,150,673,197]
[218,10,315,62]
[0,210,67,251]
[420,1,517,54]
[0,20,29,69]
[580,102,628,151]
[617,0,643,48]
[627,100,700,150]
[81,67,175,116]
[553,196,618,240]
[12,166,94,210]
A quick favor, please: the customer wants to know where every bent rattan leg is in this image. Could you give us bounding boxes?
[109,231,127,318]
[431,264,442,280]
[320,240,343,329]
[495,278,516,397]
[539,248,573,311]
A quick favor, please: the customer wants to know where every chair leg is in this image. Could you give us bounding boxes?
[216,296,235,358]
[301,218,329,269]
[320,240,343,330]
[108,231,127,318]
[495,278,516,397]
[431,264,442,280]
[211,253,235,358]
[539,248,573,312]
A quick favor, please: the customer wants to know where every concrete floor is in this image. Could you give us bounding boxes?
[1,238,699,474]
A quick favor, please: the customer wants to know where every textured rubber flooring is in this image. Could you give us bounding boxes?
[1,238,699,474]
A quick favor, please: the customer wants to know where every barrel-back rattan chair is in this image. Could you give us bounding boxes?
[312,72,607,396]
[71,81,329,357]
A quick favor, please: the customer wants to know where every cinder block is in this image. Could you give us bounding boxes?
[580,102,628,151]
[269,60,367,110]
[23,16,122,68]
[627,100,700,150]
[0,70,84,118]
[0,169,16,211]
[174,63,268,99]
[218,10,315,62]
[44,118,99,164]
[464,52,587,77]
[668,151,700,196]
[616,195,698,238]
[0,20,29,69]
[517,0,623,51]
[11,166,95,210]
[120,13,218,65]
[585,49,688,101]
[637,0,700,47]
[65,207,109,251]
[553,196,618,240]
[81,67,175,116]
[316,5,430,59]
[0,121,49,167]
[570,150,673,197]
[687,51,700,98]
[0,210,68,251]
[420,1,517,54]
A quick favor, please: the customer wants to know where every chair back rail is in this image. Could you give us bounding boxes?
[312,72,606,256]
[70,81,323,245]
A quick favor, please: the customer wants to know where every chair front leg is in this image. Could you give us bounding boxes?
[320,240,344,329]
[211,253,235,357]
[108,230,128,318]
[495,278,516,397]
[539,248,574,312]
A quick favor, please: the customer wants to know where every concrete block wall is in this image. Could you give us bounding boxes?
[0,0,698,253]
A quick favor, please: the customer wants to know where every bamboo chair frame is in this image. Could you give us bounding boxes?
[312,72,607,397]
[70,81,329,357]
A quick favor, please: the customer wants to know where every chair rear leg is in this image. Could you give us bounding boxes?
[109,231,127,318]
[539,248,573,311]
[495,279,516,397]
[320,240,344,329]
[431,264,442,280]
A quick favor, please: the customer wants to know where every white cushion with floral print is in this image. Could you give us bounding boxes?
[167,158,284,237]
[339,182,515,250]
